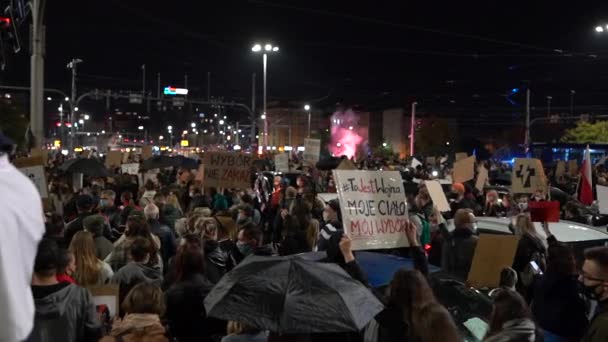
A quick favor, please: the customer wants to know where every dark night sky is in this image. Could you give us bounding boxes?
[3,0,608,111]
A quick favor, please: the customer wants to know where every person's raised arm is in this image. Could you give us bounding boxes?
[404,220,429,276]
[339,235,369,286]
[542,221,558,245]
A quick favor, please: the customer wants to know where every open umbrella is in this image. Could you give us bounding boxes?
[140,155,178,171]
[173,155,199,170]
[59,158,110,177]
[204,255,384,334]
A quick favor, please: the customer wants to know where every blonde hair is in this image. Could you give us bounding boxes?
[122,282,165,316]
[515,214,539,238]
[69,231,101,286]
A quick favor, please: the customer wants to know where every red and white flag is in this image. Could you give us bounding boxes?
[579,145,593,205]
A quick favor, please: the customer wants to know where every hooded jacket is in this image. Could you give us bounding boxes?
[483,318,538,342]
[111,261,162,287]
[100,313,168,342]
[25,283,101,342]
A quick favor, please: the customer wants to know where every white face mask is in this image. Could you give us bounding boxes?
[518,202,528,211]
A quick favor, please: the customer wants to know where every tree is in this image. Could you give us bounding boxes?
[561,121,608,144]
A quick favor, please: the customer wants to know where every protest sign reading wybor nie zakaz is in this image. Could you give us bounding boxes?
[202,152,254,189]
[333,170,409,250]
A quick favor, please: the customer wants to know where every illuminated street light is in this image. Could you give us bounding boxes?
[159,135,164,140]
[167,125,173,130]
[252,42,279,147]
[597,26,605,33]
[84,114,90,120]
[74,107,79,111]
[304,104,310,111]
[190,122,196,128]
[101,130,105,134]
[78,119,84,124]
[46,97,52,101]
[219,119,225,125]
[251,44,262,52]
[64,97,69,101]
[264,44,272,51]
[138,126,144,130]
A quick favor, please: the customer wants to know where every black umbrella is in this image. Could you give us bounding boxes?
[204,255,384,334]
[316,157,342,170]
[59,158,111,177]
[140,155,178,171]
[173,155,199,170]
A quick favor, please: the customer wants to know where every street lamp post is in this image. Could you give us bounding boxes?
[68,58,83,153]
[304,104,311,138]
[252,43,279,147]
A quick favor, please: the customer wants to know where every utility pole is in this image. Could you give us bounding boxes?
[524,88,531,153]
[409,102,417,156]
[236,121,240,145]
[30,0,46,149]
[68,58,82,153]
[141,64,146,95]
[570,90,576,115]
[251,73,256,144]
[156,73,161,98]
[207,72,211,101]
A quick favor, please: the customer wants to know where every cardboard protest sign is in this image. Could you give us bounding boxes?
[14,156,48,198]
[105,151,122,169]
[555,161,566,179]
[453,156,475,183]
[88,285,119,323]
[30,147,48,165]
[195,164,205,182]
[568,160,578,177]
[142,146,153,160]
[333,170,409,250]
[455,152,468,161]
[425,180,450,212]
[511,158,547,194]
[337,159,357,170]
[598,185,608,215]
[528,201,560,222]
[467,234,520,288]
[274,153,289,172]
[303,138,321,165]
[202,152,254,189]
[121,163,140,175]
[411,158,422,169]
[475,166,489,192]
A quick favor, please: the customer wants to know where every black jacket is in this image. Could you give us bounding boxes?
[165,274,215,342]
[440,224,478,281]
[512,233,546,274]
[65,212,112,245]
[531,272,588,341]
[204,240,235,284]
[148,219,176,272]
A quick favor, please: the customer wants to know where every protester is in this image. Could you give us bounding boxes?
[64,194,97,245]
[145,203,177,272]
[236,223,274,260]
[483,289,540,342]
[511,214,547,295]
[411,303,461,342]
[318,199,343,251]
[99,189,122,233]
[484,190,505,217]
[210,187,228,212]
[44,213,68,249]
[83,214,114,260]
[580,246,608,342]
[100,283,169,342]
[26,239,101,342]
[449,183,477,216]
[56,248,77,284]
[105,215,161,272]
[488,267,518,298]
[140,179,157,207]
[439,208,479,280]
[111,237,163,310]
[532,240,587,341]
[165,246,215,342]
[69,231,114,286]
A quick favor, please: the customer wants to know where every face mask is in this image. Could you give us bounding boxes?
[189,192,194,197]
[99,199,109,208]
[237,241,253,256]
[518,202,528,211]
[534,196,542,201]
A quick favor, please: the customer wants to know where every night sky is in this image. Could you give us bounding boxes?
[3,0,608,113]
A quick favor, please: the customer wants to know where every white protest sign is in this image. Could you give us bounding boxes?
[303,138,321,165]
[333,170,409,250]
[411,158,422,169]
[19,165,48,198]
[121,163,140,175]
[511,158,547,194]
[597,185,608,215]
[274,153,289,172]
[425,180,450,212]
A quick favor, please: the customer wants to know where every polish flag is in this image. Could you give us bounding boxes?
[579,145,593,205]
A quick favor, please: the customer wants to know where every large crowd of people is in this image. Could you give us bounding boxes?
[2,140,608,342]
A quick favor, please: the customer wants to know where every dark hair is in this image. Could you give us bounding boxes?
[126,216,150,238]
[34,238,60,277]
[238,204,254,218]
[121,191,134,202]
[412,303,461,342]
[209,187,218,196]
[56,248,73,276]
[240,223,262,244]
[145,180,156,191]
[45,214,65,236]
[153,192,166,202]
[241,193,253,204]
[487,290,532,337]
[547,243,577,276]
[175,246,205,282]
[388,269,436,325]
[498,267,518,288]
[130,237,152,262]
[122,283,165,316]
[584,246,608,271]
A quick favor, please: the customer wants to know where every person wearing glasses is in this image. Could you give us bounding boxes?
[580,246,608,342]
